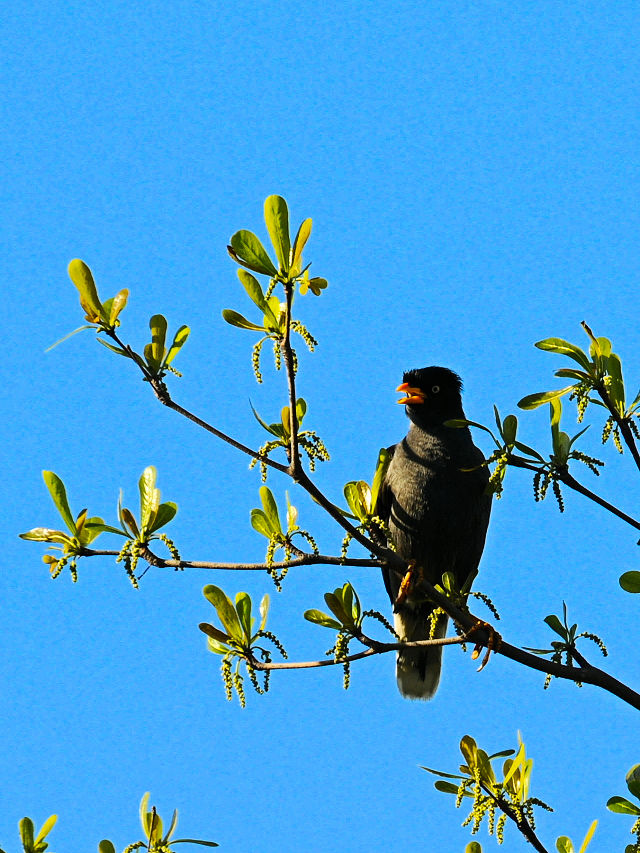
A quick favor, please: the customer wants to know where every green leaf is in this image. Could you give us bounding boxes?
[221,309,265,332]
[45,324,99,352]
[68,258,106,322]
[503,742,525,788]
[83,521,128,537]
[163,808,179,843]
[199,622,231,644]
[291,217,312,274]
[434,780,465,795]
[19,527,74,544]
[96,337,131,357]
[371,447,392,513]
[98,841,117,853]
[556,838,574,853]
[203,585,244,642]
[550,396,562,446]
[139,465,160,533]
[535,338,591,370]
[544,614,566,637]
[324,590,350,625]
[606,353,625,411]
[466,843,483,853]
[518,387,575,410]
[513,440,545,461]
[170,841,219,848]
[43,471,76,535]
[229,230,277,276]
[250,508,273,539]
[619,571,640,593]
[264,195,291,272]
[295,397,307,426]
[109,288,129,325]
[139,792,151,834]
[420,765,466,780]
[149,314,168,367]
[459,735,478,769]
[259,594,270,632]
[235,591,252,639]
[34,814,57,844]
[606,795,640,815]
[554,368,590,382]
[303,609,342,630]
[626,764,640,799]
[306,277,328,295]
[445,418,499,445]
[121,507,140,538]
[344,482,367,521]
[19,817,35,847]
[260,486,282,535]
[577,820,597,853]
[147,501,177,534]
[502,414,517,445]
[238,268,267,309]
[488,749,516,760]
[78,516,106,545]
[165,325,190,366]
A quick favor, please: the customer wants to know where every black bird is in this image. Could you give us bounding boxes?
[378,366,491,699]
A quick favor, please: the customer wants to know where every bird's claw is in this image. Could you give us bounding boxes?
[467,620,502,672]
[394,560,423,612]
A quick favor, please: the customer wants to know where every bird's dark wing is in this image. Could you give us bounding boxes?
[375,443,399,604]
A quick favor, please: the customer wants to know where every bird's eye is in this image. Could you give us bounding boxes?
[431,385,440,394]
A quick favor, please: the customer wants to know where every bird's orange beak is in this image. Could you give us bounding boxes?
[396,382,426,405]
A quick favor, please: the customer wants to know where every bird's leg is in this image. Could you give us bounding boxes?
[393,560,423,612]
[466,619,503,672]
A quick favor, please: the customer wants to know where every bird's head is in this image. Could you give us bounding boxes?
[396,366,465,427]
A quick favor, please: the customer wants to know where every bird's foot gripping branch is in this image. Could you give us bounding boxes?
[19,195,640,849]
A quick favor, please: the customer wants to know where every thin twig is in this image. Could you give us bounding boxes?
[248,635,467,670]
[508,455,640,531]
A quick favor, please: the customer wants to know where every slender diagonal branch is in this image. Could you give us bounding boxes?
[481,785,549,853]
[507,455,640,531]
[150,382,290,473]
[105,327,289,474]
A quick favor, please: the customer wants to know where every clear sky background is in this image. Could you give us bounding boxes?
[2,2,640,851]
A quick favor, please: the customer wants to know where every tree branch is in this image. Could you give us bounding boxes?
[482,786,549,853]
[249,634,468,670]
[282,281,301,473]
[508,455,640,531]
[80,547,381,571]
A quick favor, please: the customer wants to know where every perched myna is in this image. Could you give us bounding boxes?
[378,367,491,699]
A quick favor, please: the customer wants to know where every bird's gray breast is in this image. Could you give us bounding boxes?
[383,424,490,586]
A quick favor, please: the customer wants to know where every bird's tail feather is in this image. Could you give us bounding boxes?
[394,610,448,700]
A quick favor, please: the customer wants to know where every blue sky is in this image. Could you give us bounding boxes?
[3,2,640,850]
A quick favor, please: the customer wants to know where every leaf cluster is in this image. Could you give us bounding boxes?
[223,196,326,381]
[250,399,329,475]
[525,602,607,688]
[19,467,179,584]
[0,815,58,853]
[199,586,287,706]
[607,764,640,852]
[518,324,639,424]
